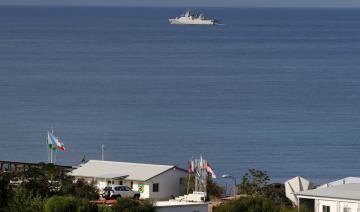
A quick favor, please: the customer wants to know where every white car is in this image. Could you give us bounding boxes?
[102,185,140,200]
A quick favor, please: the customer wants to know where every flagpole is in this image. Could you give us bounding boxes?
[54,148,57,165]
[51,128,54,164]
[187,159,190,194]
[46,131,50,163]
[50,147,53,164]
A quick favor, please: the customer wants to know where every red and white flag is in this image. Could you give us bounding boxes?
[206,161,216,179]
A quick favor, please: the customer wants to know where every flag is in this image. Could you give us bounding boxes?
[48,132,66,151]
[47,132,57,150]
[191,159,195,173]
[206,161,216,179]
[188,160,192,173]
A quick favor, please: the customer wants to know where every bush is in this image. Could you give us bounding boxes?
[0,172,13,210]
[7,187,44,212]
[214,197,277,212]
[61,178,99,200]
[44,196,98,212]
[112,198,156,212]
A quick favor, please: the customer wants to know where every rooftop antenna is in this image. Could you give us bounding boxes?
[101,144,105,161]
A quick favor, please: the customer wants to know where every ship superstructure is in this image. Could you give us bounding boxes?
[169,9,219,25]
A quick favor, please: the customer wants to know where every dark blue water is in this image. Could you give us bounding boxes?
[1,6,360,183]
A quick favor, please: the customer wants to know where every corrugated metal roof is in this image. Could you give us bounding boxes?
[297,183,360,201]
[318,177,360,188]
[68,160,182,181]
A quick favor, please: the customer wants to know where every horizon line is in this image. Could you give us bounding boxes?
[0,4,360,9]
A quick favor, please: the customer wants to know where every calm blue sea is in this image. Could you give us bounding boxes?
[1,6,360,183]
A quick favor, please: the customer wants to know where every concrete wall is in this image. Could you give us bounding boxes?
[146,168,187,200]
[155,204,208,212]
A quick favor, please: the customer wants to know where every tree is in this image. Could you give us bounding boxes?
[0,172,13,211]
[61,178,99,200]
[7,187,44,212]
[264,183,292,207]
[239,169,270,195]
[206,177,224,200]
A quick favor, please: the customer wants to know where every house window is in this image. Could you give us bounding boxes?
[119,181,123,185]
[179,178,184,185]
[344,208,352,212]
[153,183,159,192]
[131,181,133,189]
[323,205,330,212]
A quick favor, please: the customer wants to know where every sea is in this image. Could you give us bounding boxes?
[1,6,360,184]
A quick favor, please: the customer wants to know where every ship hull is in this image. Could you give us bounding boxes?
[169,19,216,25]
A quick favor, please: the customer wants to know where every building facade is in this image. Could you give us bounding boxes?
[297,183,360,212]
[69,160,187,200]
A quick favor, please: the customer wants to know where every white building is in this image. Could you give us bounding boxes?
[68,160,187,200]
[297,183,360,212]
[317,177,360,189]
[154,201,208,212]
[285,176,314,205]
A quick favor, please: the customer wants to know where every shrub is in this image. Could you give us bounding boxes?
[214,196,277,212]
[44,196,98,212]
[7,187,44,212]
[112,198,156,212]
[61,178,99,200]
[0,172,13,210]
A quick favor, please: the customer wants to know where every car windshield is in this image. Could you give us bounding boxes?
[104,187,113,191]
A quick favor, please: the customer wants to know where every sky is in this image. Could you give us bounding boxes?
[1,0,360,8]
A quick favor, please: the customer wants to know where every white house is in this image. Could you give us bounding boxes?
[68,160,187,200]
[154,201,208,212]
[297,183,360,212]
[317,177,360,189]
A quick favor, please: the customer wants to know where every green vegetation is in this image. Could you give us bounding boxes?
[215,169,302,212]
[215,196,277,212]
[0,172,13,210]
[0,164,157,212]
[1,164,304,212]
[112,198,156,212]
[44,196,98,212]
[239,169,270,195]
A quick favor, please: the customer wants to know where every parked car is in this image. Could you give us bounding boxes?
[102,185,140,200]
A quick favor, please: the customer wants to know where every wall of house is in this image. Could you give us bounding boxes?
[146,168,187,200]
[299,197,360,212]
[123,180,150,199]
[339,201,358,212]
[77,177,151,199]
[317,200,337,212]
[74,169,187,200]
